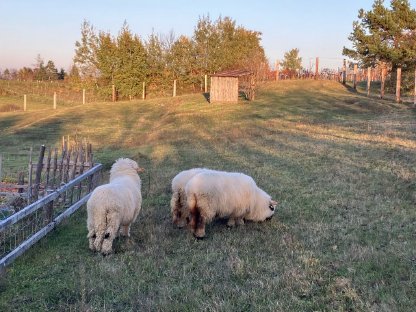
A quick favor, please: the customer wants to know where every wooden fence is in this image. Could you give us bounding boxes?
[0,162,102,267]
[0,139,94,206]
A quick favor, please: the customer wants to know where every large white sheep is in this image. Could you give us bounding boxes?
[185,170,277,238]
[87,158,144,255]
[170,168,211,227]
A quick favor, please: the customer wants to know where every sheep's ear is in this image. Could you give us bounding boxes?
[136,167,145,173]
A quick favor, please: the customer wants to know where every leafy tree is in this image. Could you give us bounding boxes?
[67,64,81,84]
[168,35,197,85]
[343,0,416,94]
[45,60,58,80]
[3,68,10,80]
[280,48,302,77]
[145,32,167,82]
[58,68,66,80]
[74,20,99,79]
[193,15,268,78]
[17,67,34,81]
[113,22,148,98]
[33,54,47,80]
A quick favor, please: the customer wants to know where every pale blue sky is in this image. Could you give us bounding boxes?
[1,0,415,71]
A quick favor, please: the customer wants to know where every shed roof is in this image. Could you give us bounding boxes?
[211,69,253,77]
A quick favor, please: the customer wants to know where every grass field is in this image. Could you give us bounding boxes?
[0,80,415,311]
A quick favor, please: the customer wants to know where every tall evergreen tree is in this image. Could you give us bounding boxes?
[74,20,99,79]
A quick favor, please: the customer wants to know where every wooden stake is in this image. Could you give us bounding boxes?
[381,65,386,99]
[342,59,346,85]
[0,154,2,182]
[82,89,86,105]
[204,75,208,93]
[414,66,416,107]
[142,82,145,100]
[33,145,46,200]
[367,67,371,97]
[315,57,319,79]
[353,64,358,90]
[24,94,27,111]
[173,79,177,97]
[53,92,57,109]
[396,67,401,103]
[112,84,116,102]
[275,60,279,81]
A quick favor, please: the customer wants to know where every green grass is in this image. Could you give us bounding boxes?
[0,80,415,311]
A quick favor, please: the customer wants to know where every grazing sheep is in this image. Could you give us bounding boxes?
[87,158,144,255]
[170,168,212,228]
[185,171,277,238]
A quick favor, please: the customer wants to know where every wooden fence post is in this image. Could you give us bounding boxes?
[381,64,386,99]
[367,67,371,97]
[275,60,279,81]
[315,57,319,79]
[142,82,146,100]
[342,59,347,85]
[24,94,27,111]
[82,89,86,105]
[0,154,2,182]
[33,145,46,200]
[112,85,116,102]
[396,67,401,103]
[173,79,177,97]
[414,66,416,107]
[53,92,57,109]
[28,147,33,204]
[353,64,358,90]
[17,172,25,194]
[204,75,208,92]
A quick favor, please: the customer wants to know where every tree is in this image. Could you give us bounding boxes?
[168,35,197,85]
[193,15,268,78]
[17,67,34,81]
[45,60,58,80]
[33,54,47,80]
[58,68,66,80]
[74,20,99,79]
[113,22,148,98]
[280,48,302,77]
[3,69,10,80]
[67,64,81,84]
[343,0,416,96]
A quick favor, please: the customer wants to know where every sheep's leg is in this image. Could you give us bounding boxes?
[171,190,187,228]
[189,206,206,238]
[235,218,245,226]
[87,230,96,251]
[227,218,236,227]
[120,225,130,237]
[101,210,120,255]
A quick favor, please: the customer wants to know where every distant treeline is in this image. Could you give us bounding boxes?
[72,16,269,99]
[0,16,269,100]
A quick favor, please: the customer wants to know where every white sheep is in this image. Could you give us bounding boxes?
[185,170,277,238]
[170,168,211,227]
[87,158,144,255]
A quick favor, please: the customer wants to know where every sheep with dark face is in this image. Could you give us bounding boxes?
[185,170,277,238]
[87,158,143,255]
[170,168,212,228]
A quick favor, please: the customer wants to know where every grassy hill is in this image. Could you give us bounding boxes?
[0,80,415,311]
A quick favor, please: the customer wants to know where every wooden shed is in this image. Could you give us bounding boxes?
[210,69,255,103]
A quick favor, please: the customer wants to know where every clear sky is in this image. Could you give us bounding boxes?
[1,0,415,71]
